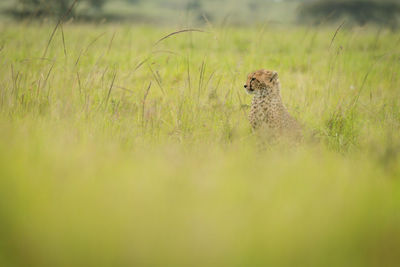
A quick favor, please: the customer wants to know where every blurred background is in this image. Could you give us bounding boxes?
[1,0,400,27]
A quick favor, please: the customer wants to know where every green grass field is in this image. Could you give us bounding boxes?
[1,22,400,266]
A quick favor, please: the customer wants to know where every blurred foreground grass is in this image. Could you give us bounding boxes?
[0,22,400,266]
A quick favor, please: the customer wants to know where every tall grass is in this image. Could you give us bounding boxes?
[0,22,400,266]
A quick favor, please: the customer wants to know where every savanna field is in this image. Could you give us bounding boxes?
[1,21,400,266]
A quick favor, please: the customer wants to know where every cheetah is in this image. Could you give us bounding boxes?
[244,69,302,141]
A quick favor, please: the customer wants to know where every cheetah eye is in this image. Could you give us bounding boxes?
[251,78,255,82]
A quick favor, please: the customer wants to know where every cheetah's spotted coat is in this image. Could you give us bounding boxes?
[244,69,301,140]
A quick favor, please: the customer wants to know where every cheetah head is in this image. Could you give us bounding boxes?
[244,69,280,95]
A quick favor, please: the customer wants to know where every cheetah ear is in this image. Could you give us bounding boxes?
[270,71,278,82]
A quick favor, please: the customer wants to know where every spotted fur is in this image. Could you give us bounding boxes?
[244,69,301,140]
